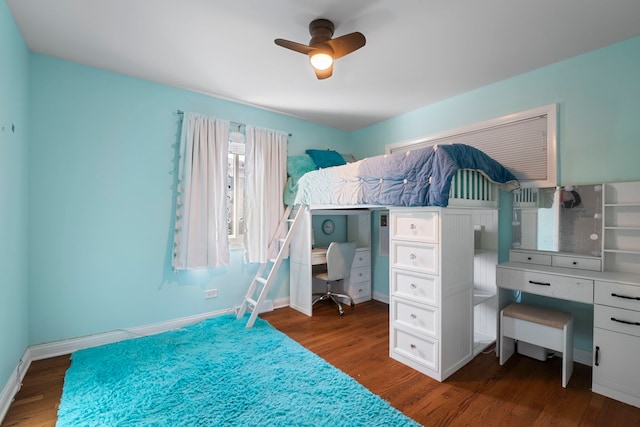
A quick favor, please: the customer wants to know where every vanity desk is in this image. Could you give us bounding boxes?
[497,249,640,408]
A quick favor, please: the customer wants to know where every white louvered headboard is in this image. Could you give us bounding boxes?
[448,169,498,208]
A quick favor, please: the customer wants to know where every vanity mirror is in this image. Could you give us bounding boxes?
[511,184,603,257]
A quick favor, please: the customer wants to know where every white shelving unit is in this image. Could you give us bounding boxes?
[595,181,640,407]
[603,182,640,273]
[471,209,499,356]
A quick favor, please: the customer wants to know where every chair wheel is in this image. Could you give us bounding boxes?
[339,311,344,316]
[350,302,355,307]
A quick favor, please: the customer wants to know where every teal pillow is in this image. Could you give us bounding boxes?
[287,155,317,182]
[306,149,347,169]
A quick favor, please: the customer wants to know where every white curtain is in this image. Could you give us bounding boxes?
[244,126,288,263]
[173,112,230,270]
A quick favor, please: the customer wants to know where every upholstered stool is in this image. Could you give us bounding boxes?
[500,302,574,387]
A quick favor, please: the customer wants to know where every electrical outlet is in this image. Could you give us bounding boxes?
[204,289,218,299]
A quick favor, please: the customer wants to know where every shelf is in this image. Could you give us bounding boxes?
[473,289,495,306]
[604,226,640,231]
[604,203,640,207]
[474,249,497,256]
[603,249,640,255]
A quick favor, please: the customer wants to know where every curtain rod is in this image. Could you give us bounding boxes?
[176,110,291,137]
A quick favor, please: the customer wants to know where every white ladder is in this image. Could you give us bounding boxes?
[237,204,306,328]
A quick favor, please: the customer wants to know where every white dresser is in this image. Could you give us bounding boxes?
[389,207,475,381]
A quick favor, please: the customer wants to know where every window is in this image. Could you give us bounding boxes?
[227,131,245,248]
[386,104,558,188]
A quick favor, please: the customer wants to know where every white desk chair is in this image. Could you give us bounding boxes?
[312,241,357,316]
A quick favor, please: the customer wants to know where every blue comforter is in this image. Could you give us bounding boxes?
[289,144,518,207]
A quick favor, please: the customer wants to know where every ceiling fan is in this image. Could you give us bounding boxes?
[275,18,366,79]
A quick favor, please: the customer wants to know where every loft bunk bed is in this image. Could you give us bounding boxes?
[239,144,518,326]
[284,144,519,317]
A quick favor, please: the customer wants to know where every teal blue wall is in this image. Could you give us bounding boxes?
[0,0,30,394]
[353,36,640,352]
[27,55,350,344]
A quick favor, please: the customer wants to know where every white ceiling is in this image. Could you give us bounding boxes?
[7,0,640,131]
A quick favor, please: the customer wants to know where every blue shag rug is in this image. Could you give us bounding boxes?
[57,314,420,426]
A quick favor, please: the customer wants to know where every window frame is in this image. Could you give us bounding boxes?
[385,104,558,188]
[227,135,245,249]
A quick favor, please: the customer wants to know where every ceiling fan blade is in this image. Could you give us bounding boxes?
[326,32,366,59]
[274,38,313,55]
[314,63,333,80]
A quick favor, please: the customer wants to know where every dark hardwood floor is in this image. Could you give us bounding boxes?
[3,300,640,426]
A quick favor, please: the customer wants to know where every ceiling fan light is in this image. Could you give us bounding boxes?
[309,52,333,71]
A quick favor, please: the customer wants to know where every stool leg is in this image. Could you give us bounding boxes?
[562,319,574,388]
[499,311,515,365]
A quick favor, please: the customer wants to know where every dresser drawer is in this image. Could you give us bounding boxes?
[348,282,371,302]
[391,241,438,275]
[392,269,439,306]
[392,297,438,337]
[350,266,370,284]
[552,255,602,271]
[509,250,552,265]
[352,249,370,268]
[595,305,640,338]
[595,281,640,312]
[496,267,594,304]
[392,211,438,243]
[390,326,438,372]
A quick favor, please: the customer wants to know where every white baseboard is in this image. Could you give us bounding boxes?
[372,291,389,304]
[271,297,290,310]
[233,297,290,315]
[29,308,234,361]
[573,347,592,366]
[0,348,32,424]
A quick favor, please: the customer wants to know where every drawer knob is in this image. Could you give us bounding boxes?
[572,261,578,265]
[410,253,417,260]
[595,346,600,366]
[410,313,417,319]
[410,343,417,349]
[410,223,417,234]
[527,257,532,261]
[612,292,640,301]
[410,283,417,289]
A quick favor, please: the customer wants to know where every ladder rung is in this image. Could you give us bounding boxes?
[240,205,305,328]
